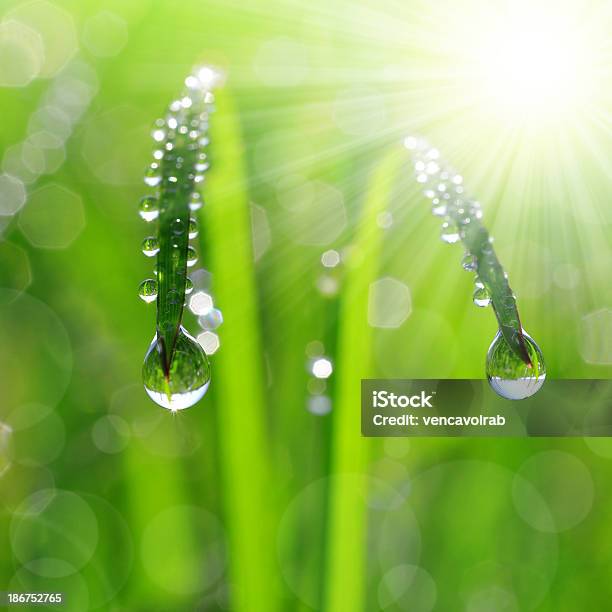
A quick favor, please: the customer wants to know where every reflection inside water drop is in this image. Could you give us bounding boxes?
[142,326,211,411]
[486,329,546,400]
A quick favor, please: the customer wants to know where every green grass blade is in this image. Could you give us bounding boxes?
[204,87,279,612]
[149,78,213,373]
[323,149,403,612]
[462,216,531,365]
[406,137,532,365]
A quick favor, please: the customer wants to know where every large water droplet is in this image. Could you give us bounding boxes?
[473,286,491,307]
[141,237,160,257]
[138,279,158,303]
[142,326,211,411]
[486,329,546,400]
[139,196,159,222]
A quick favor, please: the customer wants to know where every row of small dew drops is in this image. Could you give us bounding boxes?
[137,67,222,356]
[404,135,493,309]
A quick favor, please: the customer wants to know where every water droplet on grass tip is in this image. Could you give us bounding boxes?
[138,279,158,303]
[185,278,194,294]
[142,327,211,411]
[486,330,546,400]
[139,196,159,222]
[141,237,159,257]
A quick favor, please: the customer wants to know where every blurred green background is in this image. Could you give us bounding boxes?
[0,0,611,610]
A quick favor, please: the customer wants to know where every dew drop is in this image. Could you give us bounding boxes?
[167,289,181,305]
[486,329,546,400]
[142,326,211,411]
[188,218,198,239]
[185,278,194,295]
[432,203,447,217]
[144,164,162,187]
[138,279,158,303]
[461,253,477,271]
[187,246,198,267]
[195,153,209,172]
[440,222,460,244]
[139,196,159,222]
[172,218,186,235]
[473,286,491,307]
[189,192,202,211]
[141,237,160,257]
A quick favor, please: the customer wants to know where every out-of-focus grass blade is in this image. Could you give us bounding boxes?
[204,87,278,612]
[323,149,403,612]
[123,438,195,608]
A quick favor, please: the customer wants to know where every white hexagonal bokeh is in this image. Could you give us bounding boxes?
[580,308,612,365]
[0,20,44,87]
[81,105,149,185]
[368,277,412,328]
[0,174,27,215]
[3,143,41,185]
[7,0,78,78]
[198,308,223,331]
[189,291,213,316]
[19,183,85,249]
[197,331,220,355]
[307,395,332,416]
